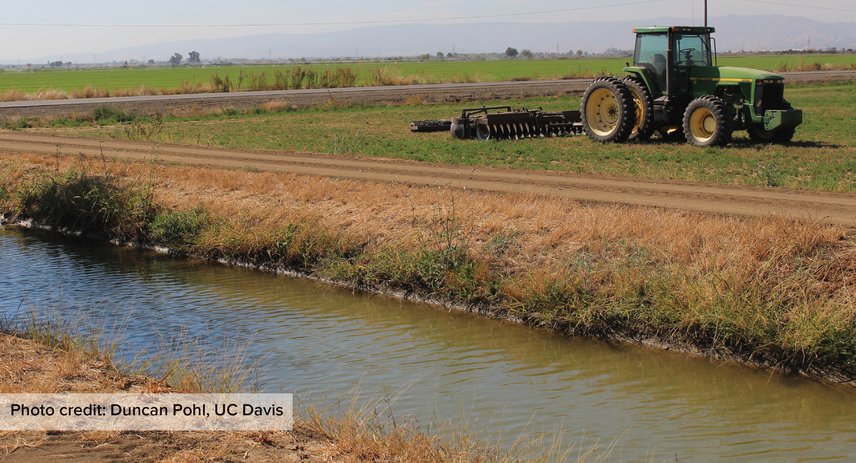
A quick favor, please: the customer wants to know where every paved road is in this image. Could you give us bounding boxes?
[2,131,854,226]
[1,70,854,118]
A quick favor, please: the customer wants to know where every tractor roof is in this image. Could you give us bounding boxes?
[633,26,715,34]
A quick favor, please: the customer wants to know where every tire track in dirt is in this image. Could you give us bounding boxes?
[1,131,854,226]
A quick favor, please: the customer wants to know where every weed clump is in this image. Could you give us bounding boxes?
[0,117,33,130]
[92,105,136,124]
[123,113,164,141]
[147,208,211,253]
[17,170,155,241]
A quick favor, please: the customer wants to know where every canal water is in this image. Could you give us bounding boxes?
[1,226,854,461]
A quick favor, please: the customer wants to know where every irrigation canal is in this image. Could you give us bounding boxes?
[1,226,854,461]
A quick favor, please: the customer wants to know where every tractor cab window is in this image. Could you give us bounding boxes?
[634,33,668,92]
[674,34,712,67]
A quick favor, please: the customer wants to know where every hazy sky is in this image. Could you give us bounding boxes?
[1,0,854,61]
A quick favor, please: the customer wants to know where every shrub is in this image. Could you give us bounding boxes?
[92,105,135,124]
[210,74,235,93]
[147,208,211,253]
[17,170,155,241]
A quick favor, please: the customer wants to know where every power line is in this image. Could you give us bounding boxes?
[743,0,856,13]
[0,1,663,28]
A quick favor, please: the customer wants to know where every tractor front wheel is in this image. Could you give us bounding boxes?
[682,96,732,147]
[747,101,796,144]
[581,77,636,143]
[747,125,796,144]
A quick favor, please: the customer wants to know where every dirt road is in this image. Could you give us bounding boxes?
[1,131,854,225]
[1,70,854,119]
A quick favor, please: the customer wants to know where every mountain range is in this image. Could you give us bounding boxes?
[24,15,856,64]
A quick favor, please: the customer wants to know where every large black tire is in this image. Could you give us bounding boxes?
[747,100,796,144]
[747,125,796,144]
[581,77,637,143]
[682,95,732,147]
[622,77,655,141]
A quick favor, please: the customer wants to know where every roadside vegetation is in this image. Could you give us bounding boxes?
[1,153,853,385]
[1,54,854,101]
[21,83,856,192]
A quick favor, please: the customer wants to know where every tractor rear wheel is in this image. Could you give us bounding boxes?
[581,77,636,143]
[622,77,655,141]
[682,96,732,147]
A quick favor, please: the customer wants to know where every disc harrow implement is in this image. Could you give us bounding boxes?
[412,106,583,141]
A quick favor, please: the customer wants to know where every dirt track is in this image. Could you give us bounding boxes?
[1,131,855,225]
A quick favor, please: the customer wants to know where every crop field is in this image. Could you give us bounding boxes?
[1,54,855,97]
[34,82,856,192]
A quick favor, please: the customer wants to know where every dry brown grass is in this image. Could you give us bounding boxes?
[2,152,851,279]
[368,67,432,86]
[30,89,68,100]
[70,86,110,99]
[404,94,428,105]
[0,82,217,103]
[260,99,294,112]
[0,90,27,102]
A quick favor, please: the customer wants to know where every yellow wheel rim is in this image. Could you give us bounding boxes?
[631,92,645,136]
[585,88,621,137]
[689,107,716,143]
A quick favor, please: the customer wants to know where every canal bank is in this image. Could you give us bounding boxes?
[0,329,511,463]
[2,226,856,461]
[1,152,854,385]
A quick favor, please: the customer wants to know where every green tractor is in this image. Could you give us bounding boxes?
[581,26,803,146]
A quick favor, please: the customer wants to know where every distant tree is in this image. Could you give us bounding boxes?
[520,49,533,59]
[436,51,444,59]
[188,51,201,64]
[49,60,63,68]
[168,52,183,66]
[505,47,519,58]
[148,59,155,65]
[446,52,455,58]
[419,53,431,60]
[576,49,584,56]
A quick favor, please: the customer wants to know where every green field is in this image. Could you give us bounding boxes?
[2,54,855,95]
[34,82,856,192]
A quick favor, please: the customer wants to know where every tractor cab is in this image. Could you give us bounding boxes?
[631,26,715,104]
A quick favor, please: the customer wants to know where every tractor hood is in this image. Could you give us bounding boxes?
[716,67,784,81]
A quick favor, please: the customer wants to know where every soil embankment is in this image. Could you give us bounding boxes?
[1,330,496,462]
[0,333,341,463]
[1,131,855,225]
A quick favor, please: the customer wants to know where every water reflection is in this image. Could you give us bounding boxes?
[1,227,854,462]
